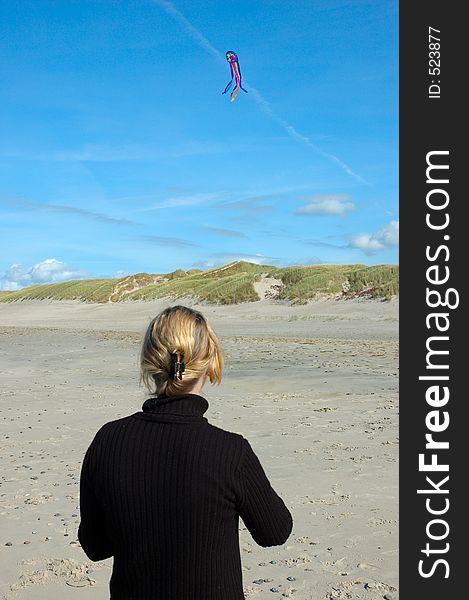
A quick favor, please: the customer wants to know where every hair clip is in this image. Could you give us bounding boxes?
[169,351,185,380]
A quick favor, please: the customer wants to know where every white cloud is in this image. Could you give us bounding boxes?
[203,226,248,239]
[191,253,277,270]
[211,252,276,266]
[0,139,245,163]
[349,220,399,255]
[288,256,323,266]
[0,259,87,291]
[135,192,221,213]
[191,260,218,269]
[114,269,130,278]
[1,197,134,225]
[296,195,355,216]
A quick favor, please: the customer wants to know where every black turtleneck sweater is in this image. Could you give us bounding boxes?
[77,393,293,599]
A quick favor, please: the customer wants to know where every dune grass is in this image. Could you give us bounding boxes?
[0,261,399,304]
[0,279,121,303]
[127,270,262,304]
[346,265,399,299]
[263,264,399,303]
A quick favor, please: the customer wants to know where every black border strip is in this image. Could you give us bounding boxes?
[400,2,463,596]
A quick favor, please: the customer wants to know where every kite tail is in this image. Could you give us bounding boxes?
[230,62,247,100]
[230,85,241,102]
[222,65,235,95]
[222,78,234,94]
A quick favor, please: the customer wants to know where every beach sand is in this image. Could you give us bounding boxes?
[0,298,398,600]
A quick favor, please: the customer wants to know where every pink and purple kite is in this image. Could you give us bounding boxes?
[222,51,248,102]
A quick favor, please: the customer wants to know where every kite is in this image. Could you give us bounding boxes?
[222,51,248,102]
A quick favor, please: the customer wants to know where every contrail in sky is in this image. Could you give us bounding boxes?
[152,0,365,183]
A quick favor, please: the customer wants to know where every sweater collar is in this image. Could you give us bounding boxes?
[137,393,209,422]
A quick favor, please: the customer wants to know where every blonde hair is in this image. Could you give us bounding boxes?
[140,305,224,397]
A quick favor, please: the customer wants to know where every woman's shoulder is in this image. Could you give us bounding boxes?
[87,415,135,445]
[205,423,254,460]
[202,423,250,470]
[205,422,245,444]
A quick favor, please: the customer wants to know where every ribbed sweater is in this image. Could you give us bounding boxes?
[77,393,293,599]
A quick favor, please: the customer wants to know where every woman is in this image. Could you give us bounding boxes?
[78,305,293,599]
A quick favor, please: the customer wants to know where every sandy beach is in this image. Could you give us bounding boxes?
[0,298,398,600]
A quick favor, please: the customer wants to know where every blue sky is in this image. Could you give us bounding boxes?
[0,0,398,290]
